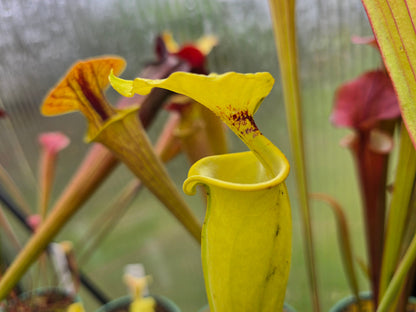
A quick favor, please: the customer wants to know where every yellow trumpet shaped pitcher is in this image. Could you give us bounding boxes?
[110,71,292,312]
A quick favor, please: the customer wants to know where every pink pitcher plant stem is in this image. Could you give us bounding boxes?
[38,132,70,219]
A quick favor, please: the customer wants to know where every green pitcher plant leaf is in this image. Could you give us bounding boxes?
[267,1,320,310]
[400,185,416,258]
[379,127,416,300]
[360,1,416,310]
[311,193,362,311]
[377,231,416,312]
[110,71,291,311]
[361,0,416,148]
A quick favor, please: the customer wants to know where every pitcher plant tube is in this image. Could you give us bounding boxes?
[110,70,292,311]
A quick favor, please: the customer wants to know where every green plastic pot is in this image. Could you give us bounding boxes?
[95,295,181,312]
[0,287,79,311]
[283,303,297,312]
[329,292,416,312]
[197,302,297,312]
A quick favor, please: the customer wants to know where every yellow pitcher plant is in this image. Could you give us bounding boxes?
[110,71,292,311]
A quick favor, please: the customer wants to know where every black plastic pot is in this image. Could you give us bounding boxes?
[95,295,181,312]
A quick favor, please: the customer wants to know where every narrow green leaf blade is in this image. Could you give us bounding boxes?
[268,1,320,310]
[361,1,416,310]
[311,193,362,308]
[379,127,416,298]
[362,0,416,146]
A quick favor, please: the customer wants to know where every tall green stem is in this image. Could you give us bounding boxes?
[268,1,320,310]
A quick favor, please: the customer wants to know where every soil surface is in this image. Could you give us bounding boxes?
[2,291,75,312]
[200,306,294,312]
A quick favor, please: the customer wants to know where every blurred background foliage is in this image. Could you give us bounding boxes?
[0,0,385,311]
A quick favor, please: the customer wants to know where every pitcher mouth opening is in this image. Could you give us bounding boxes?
[183,150,289,195]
